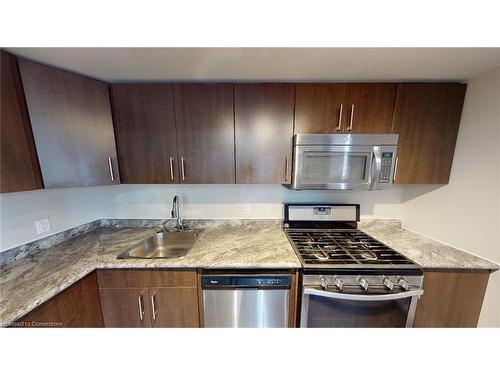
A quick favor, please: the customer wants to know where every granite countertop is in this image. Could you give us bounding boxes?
[359,220,499,270]
[0,220,301,326]
[1,219,498,327]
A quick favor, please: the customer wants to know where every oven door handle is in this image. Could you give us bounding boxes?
[368,145,382,190]
[303,287,423,301]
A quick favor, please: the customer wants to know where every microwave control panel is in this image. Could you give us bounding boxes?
[378,152,394,183]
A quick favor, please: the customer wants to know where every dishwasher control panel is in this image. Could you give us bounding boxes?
[202,275,291,288]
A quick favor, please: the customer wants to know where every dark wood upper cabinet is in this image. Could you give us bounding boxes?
[392,83,466,184]
[111,84,179,184]
[234,84,295,183]
[0,51,43,193]
[173,84,235,184]
[344,83,396,133]
[294,83,395,134]
[295,83,346,134]
[19,59,120,188]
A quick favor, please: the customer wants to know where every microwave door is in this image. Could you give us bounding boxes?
[292,145,374,190]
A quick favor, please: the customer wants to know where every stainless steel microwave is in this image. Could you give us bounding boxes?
[291,134,398,190]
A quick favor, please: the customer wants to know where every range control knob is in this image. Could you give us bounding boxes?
[319,276,329,290]
[334,277,344,291]
[382,277,394,290]
[398,278,409,291]
[358,278,369,291]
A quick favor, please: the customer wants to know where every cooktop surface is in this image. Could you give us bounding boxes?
[285,228,420,269]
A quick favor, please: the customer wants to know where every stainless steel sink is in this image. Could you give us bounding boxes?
[117,231,197,259]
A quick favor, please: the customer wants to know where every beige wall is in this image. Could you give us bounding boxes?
[401,67,500,327]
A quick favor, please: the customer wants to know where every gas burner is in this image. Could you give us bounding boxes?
[285,228,419,269]
[359,250,378,261]
[313,251,330,261]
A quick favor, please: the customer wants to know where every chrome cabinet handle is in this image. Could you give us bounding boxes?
[284,157,289,182]
[137,294,144,321]
[169,157,174,181]
[108,157,115,181]
[180,157,186,181]
[393,157,399,183]
[150,292,157,321]
[347,104,354,131]
[336,104,343,132]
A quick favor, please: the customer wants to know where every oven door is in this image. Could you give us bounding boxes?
[292,145,381,190]
[300,287,423,328]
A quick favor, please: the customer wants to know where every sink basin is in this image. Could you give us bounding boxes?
[118,231,197,259]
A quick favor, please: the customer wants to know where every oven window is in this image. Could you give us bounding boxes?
[305,294,411,328]
[302,152,369,184]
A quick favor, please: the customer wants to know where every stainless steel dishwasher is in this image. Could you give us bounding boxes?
[201,274,291,328]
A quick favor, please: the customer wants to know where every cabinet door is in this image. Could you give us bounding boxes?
[111,84,179,183]
[392,83,466,184]
[99,288,151,327]
[174,84,235,183]
[19,59,120,188]
[413,270,489,327]
[149,287,200,328]
[235,84,295,183]
[294,83,346,134]
[344,83,396,133]
[16,294,63,327]
[15,271,103,328]
[1,51,43,193]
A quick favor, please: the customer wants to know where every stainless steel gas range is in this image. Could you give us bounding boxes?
[283,203,424,328]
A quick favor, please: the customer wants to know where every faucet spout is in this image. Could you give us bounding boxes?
[171,195,184,231]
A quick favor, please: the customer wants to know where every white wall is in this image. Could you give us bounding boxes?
[0,184,405,251]
[401,67,500,327]
[0,185,115,251]
[106,184,404,219]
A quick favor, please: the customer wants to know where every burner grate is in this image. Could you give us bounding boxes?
[286,229,416,268]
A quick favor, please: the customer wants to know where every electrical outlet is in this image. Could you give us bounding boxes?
[243,204,251,215]
[35,218,51,234]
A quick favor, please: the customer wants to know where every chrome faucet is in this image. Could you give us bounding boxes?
[171,195,184,231]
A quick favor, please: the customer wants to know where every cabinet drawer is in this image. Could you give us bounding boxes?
[97,269,197,288]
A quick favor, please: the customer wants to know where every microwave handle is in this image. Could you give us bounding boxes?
[369,146,382,190]
[303,287,423,302]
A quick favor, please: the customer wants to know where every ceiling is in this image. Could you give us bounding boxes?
[5,48,500,82]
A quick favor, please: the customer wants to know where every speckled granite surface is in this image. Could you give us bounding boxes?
[0,220,299,326]
[1,218,497,327]
[0,220,102,267]
[359,220,499,270]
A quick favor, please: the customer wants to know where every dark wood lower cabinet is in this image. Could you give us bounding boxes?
[15,271,103,327]
[17,268,489,328]
[413,270,490,328]
[99,288,151,328]
[97,269,201,328]
[149,287,199,328]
